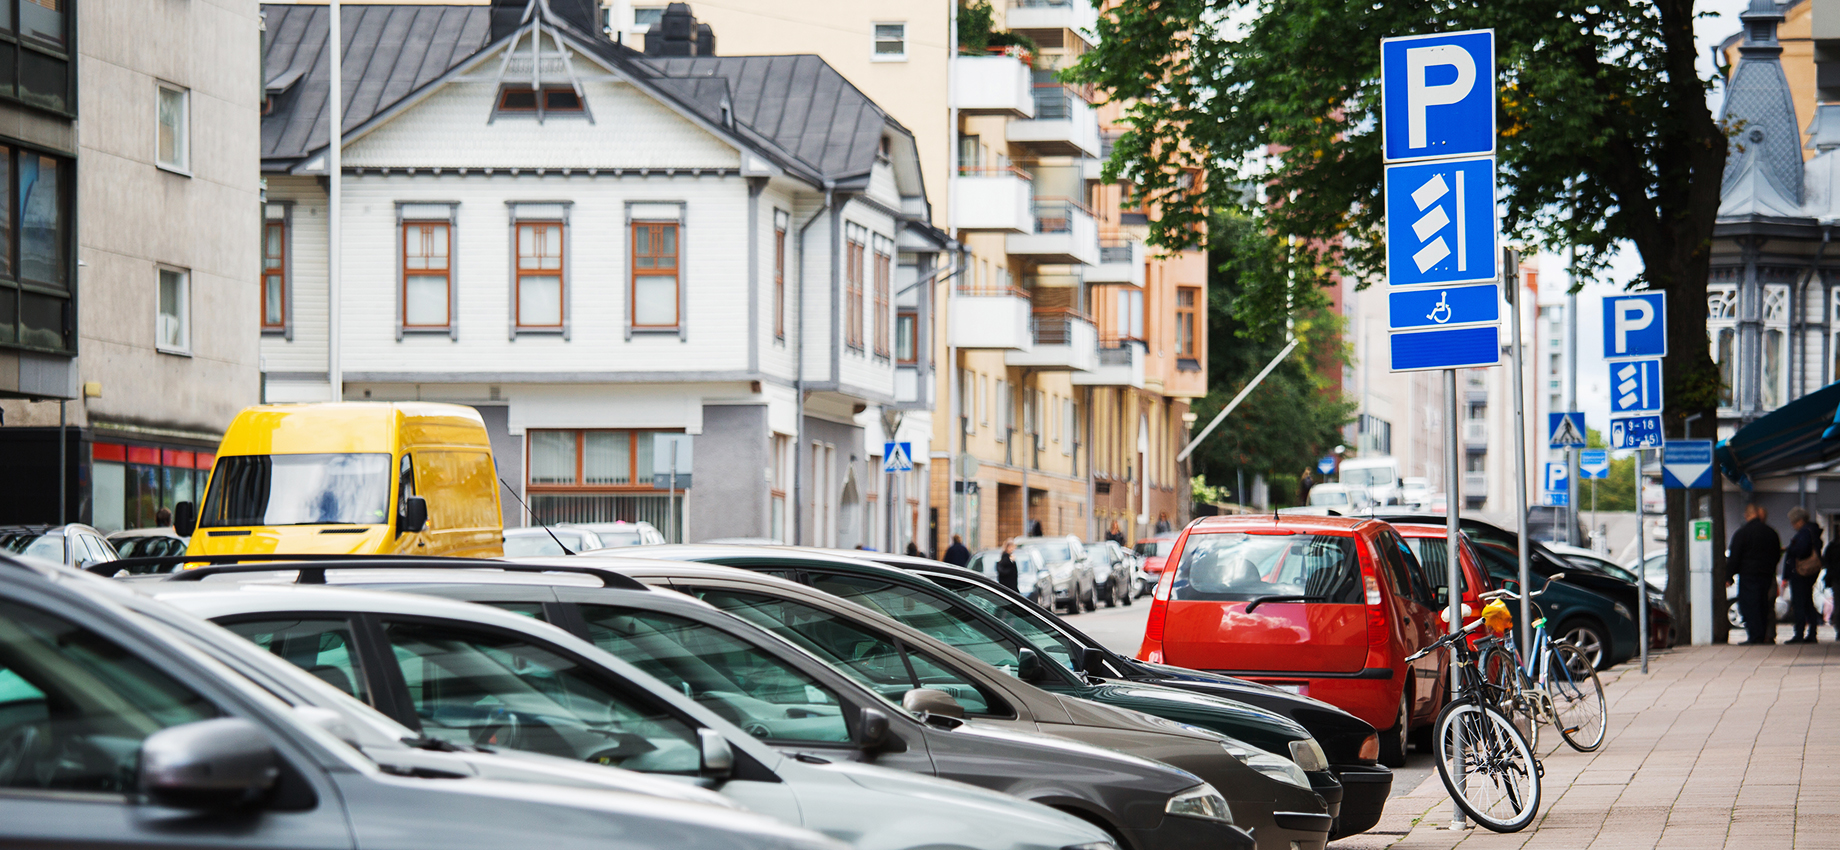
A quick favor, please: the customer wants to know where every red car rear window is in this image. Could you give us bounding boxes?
[1171,531,1362,603]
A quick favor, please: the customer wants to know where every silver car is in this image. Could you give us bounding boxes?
[147,581,1121,850]
[1017,535,1099,613]
[0,555,841,850]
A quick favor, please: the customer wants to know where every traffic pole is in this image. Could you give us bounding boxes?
[1637,447,1648,673]
[1443,367,1467,832]
[1508,249,1532,649]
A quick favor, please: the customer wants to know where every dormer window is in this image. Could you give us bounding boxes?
[497,86,584,114]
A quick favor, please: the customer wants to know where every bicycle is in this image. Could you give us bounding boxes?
[1477,576,1608,753]
[1406,600,1543,833]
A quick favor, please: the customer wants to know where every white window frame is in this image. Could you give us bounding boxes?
[156,266,191,355]
[871,22,907,62]
[155,82,190,174]
[1762,283,1790,409]
[1708,284,1738,412]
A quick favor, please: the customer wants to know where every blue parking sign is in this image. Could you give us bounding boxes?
[1609,414,1664,449]
[1381,30,1496,163]
[1602,293,1667,360]
[1384,157,1498,287]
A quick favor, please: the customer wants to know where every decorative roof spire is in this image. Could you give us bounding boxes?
[1741,0,1785,54]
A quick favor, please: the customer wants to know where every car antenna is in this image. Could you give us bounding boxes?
[498,477,575,555]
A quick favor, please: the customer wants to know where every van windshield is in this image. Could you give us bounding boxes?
[200,453,393,527]
[1172,531,1362,604]
[1339,466,1395,489]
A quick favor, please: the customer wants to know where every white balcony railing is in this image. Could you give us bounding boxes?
[1007,0,1098,45]
[948,285,1031,350]
[950,167,1033,232]
[1007,85,1101,157]
[1463,420,1488,446]
[1006,198,1099,265]
[1006,309,1098,371]
[951,54,1035,117]
[1072,341,1147,387]
[1462,472,1488,497]
[1086,239,1143,285]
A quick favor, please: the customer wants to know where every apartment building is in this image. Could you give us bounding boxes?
[0,0,265,528]
[256,1,942,545]
[678,0,1207,552]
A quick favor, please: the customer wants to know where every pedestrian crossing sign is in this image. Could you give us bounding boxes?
[882,442,913,473]
[1548,412,1586,448]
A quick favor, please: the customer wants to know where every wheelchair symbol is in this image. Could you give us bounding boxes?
[1427,291,1453,324]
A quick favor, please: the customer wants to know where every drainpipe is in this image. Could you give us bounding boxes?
[949,243,968,541]
[793,184,833,544]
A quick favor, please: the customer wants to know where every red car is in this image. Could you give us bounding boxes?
[1138,514,1457,767]
[1390,524,1499,648]
[1133,534,1180,577]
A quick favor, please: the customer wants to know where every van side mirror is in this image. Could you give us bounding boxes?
[697,729,734,779]
[1080,647,1108,675]
[173,501,197,537]
[902,688,965,719]
[1016,647,1045,682]
[1435,586,1449,607]
[857,706,892,751]
[139,718,279,809]
[399,496,428,534]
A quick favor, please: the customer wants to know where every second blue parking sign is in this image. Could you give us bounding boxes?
[1384,157,1499,287]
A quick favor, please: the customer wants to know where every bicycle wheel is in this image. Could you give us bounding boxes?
[1549,643,1607,752]
[1432,698,1541,832]
[1480,645,1537,750]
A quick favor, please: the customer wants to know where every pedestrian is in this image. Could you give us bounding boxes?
[1154,512,1172,534]
[995,541,1020,593]
[904,541,924,559]
[155,507,172,527]
[1783,507,1824,644]
[1299,469,1315,503]
[1823,526,1840,634]
[1729,501,1783,645]
[1028,519,1043,537]
[1105,520,1125,547]
[943,534,970,567]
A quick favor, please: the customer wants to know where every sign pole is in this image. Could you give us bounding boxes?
[1443,367,1466,831]
[1508,249,1532,649]
[1637,446,1648,673]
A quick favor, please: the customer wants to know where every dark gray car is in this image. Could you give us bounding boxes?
[0,554,841,850]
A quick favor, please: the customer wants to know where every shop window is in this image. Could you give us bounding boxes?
[91,443,214,533]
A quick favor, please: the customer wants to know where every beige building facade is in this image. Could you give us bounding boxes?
[0,0,264,529]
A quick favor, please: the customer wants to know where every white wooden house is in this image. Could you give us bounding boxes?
[256,1,945,545]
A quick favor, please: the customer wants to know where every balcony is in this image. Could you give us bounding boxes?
[1463,420,1488,448]
[949,284,1031,350]
[1006,309,1098,371]
[1086,239,1144,285]
[950,166,1033,232]
[1007,198,1099,265]
[1007,0,1098,45]
[1462,472,1488,498]
[1072,340,1147,387]
[952,53,1034,117]
[895,364,926,405]
[1007,85,1101,157]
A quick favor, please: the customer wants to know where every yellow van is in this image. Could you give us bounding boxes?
[175,402,504,557]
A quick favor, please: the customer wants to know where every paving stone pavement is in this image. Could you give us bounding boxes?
[1329,624,1840,850]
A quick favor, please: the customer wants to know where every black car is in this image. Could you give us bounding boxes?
[1525,506,1589,548]
[865,553,1392,840]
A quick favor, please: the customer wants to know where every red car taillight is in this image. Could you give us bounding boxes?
[1140,565,1176,662]
[1358,544,1388,649]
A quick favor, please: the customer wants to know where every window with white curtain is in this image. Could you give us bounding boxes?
[1763,284,1789,409]
[1708,285,1737,410]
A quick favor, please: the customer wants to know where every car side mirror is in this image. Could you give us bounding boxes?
[1435,586,1450,606]
[857,706,893,751]
[399,496,429,534]
[173,501,197,537]
[139,718,280,809]
[697,728,734,779]
[902,687,965,719]
[1016,647,1045,682]
[1080,647,1107,675]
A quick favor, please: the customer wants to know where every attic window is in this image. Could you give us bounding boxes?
[498,87,584,113]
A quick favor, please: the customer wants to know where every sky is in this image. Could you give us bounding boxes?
[1531,0,1753,439]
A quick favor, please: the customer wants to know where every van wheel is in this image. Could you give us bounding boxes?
[1379,690,1409,767]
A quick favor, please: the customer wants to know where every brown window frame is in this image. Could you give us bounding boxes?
[515,221,565,329]
[774,222,787,341]
[845,236,865,350]
[526,428,682,493]
[631,221,681,330]
[262,219,287,331]
[402,220,453,329]
[1175,286,1199,358]
[872,248,891,358]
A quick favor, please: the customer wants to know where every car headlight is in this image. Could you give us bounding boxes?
[1165,783,1233,823]
[1288,738,1329,773]
[1223,741,1312,789]
[1612,602,1633,621]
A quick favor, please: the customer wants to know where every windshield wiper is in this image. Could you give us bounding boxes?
[401,735,469,752]
[1244,594,1326,613]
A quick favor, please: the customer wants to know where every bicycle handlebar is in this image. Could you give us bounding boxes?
[1479,572,1564,603]
[1404,616,1488,662]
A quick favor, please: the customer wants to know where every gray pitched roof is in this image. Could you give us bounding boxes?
[631,55,897,184]
[261,4,491,166]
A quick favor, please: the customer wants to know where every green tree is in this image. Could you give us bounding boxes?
[1580,429,1636,513]
[1187,212,1354,504]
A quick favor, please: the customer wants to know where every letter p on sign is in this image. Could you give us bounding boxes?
[1407,45,1476,149]
[1601,292,1667,360]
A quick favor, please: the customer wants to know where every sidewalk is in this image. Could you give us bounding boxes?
[1332,625,1840,849]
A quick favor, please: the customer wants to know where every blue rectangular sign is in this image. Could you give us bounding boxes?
[1381,30,1496,163]
[1389,325,1501,371]
[1389,283,1500,330]
[1384,157,1498,288]
[882,442,914,473]
[1609,414,1664,449]
[1580,449,1609,479]
[1544,462,1569,493]
[1608,359,1664,414]
[1662,440,1714,489]
[1602,292,1667,361]
[1548,412,1587,448]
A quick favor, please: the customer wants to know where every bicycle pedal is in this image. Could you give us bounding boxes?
[1560,726,1579,734]
[1534,759,1545,778]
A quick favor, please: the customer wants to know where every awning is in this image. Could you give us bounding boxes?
[1715,380,1840,490]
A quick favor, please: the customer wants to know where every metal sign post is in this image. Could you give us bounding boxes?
[1635,446,1647,673]
[1602,291,1666,670]
[1508,251,1532,652]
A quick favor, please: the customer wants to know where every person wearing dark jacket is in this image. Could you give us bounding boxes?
[1824,530,1840,632]
[942,534,970,568]
[995,541,1020,593]
[1782,507,1823,644]
[1729,501,1783,645]
[1105,520,1126,548]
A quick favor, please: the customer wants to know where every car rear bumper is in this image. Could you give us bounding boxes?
[1327,764,1392,838]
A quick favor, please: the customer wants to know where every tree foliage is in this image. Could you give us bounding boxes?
[1187,212,1355,497]
[1065,0,1727,414]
